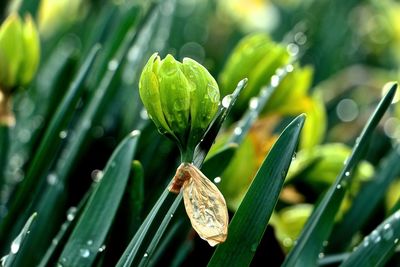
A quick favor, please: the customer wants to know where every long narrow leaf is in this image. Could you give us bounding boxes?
[282,83,397,266]
[208,114,305,266]
[329,143,400,251]
[340,210,400,267]
[58,130,141,266]
[1,213,37,267]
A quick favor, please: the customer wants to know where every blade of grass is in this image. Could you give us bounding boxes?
[281,83,397,267]
[58,131,141,266]
[116,78,247,267]
[340,210,400,267]
[328,143,400,251]
[208,114,305,266]
[0,213,37,267]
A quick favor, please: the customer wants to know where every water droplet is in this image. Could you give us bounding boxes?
[394,238,399,244]
[59,130,68,139]
[294,32,307,45]
[213,177,221,184]
[336,99,359,122]
[91,170,103,182]
[287,43,299,56]
[336,184,342,189]
[108,59,119,71]
[140,109,149,120]
[174,99,186,111]
[370,230,381,243]
[47,173,58,185]
[271,75,280,87]
[249,97,259,110]
[67,207,77,221]
[86,240,93,246]
[322,240,329,247]
[143,253,149,258]
[80,248,90,258]
[286,64,294,73]
[222,94,233,108]
[238,78,247,88]
[170,214,174,218]
[394,211,400,220]
[52,238,58,245]
[11,240,20,254]
[318,252,324,259]
[98,245,106,252]
[18,129,31,143]
[276,68,285,76]
[234,127,242,136]
[283,237,293,247]
[207,84,219,103]
[383,223,394,240]
[131,130,140,137]
[250,243,258,252]
[363,237,369,247]
[352,246,358,252]
[1,255,9,265]
[345,171,350,177]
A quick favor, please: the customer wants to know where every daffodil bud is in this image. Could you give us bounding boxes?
[219,33,290,113]
[0,13,40,126]
[0,13,40,90]
[139,53,220,161]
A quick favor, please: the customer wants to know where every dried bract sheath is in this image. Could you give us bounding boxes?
[169,163,229,246]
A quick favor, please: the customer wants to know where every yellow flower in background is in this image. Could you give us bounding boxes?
[0,13,40,89]
[0,12,40,126]
[217,0,280,33]
[38,0,86,38]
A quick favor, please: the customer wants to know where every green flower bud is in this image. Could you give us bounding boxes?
[219,33,290,114]
[0,12,40,90]
[139,53,220,161]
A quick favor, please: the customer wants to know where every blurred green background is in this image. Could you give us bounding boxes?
[0,0,400,266]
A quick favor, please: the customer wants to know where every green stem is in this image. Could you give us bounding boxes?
[181,146,194,163]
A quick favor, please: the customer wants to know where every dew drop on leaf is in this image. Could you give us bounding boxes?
[80,248,90,258]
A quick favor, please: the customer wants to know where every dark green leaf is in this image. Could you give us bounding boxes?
[58,131,140,266]
[208,114,305,266]
[340,210,400,267]
[282,83,397,267]
[329,143,400,251]
[1,213,37,267]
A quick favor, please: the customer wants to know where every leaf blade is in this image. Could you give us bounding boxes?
[58,131,141,266]
[208,114,305,266]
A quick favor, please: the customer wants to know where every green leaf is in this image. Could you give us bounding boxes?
[281,83,397,267]
[340,210,400,267]
[328,143,400,251]
[1,213,37,267]
[208,114,305,266]
[58,131,141,266]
